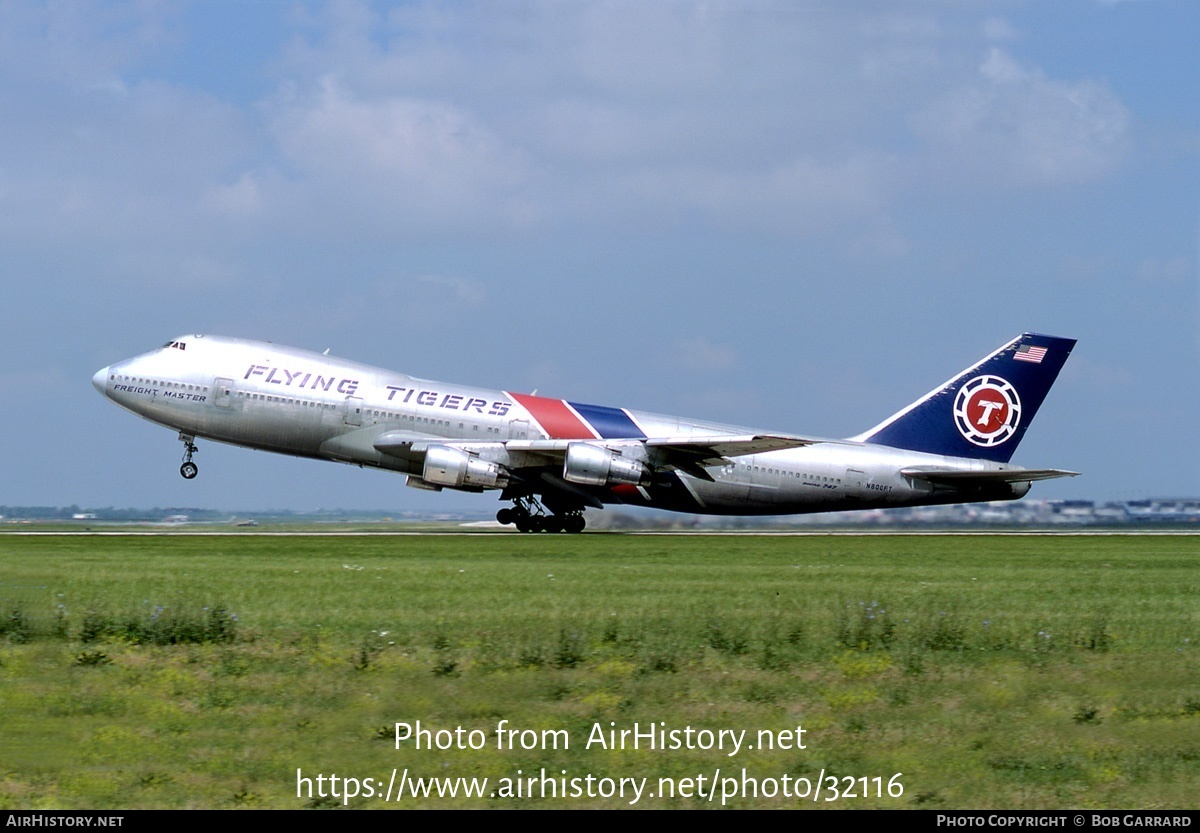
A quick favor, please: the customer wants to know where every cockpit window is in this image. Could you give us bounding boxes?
[163,340,187,351]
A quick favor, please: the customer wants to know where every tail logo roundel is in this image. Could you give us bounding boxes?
[953,375,1021,447]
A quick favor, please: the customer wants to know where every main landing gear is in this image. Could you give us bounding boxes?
[179,433,199,479]
[496,496,586,534]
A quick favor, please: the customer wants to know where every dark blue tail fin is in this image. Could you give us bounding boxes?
[853,333,1075,463]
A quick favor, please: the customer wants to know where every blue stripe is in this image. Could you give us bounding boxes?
[568,402,645,439]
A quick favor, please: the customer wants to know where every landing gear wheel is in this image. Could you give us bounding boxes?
[500,496,584,533]
[178,433,199,479]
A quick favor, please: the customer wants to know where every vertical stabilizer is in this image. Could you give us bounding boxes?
[853,333,1075,463]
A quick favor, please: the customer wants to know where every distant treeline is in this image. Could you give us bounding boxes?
[0,505,230,521]
[0,506,394,522]
[2,503,1197,527]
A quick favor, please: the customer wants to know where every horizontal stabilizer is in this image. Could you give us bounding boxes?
[901,467,1079,485]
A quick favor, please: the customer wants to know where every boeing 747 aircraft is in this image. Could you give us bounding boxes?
[93,333,1076,532]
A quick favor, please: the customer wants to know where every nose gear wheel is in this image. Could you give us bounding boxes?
[179,434,199,479]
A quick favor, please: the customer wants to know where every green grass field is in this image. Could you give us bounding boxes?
[1,532,1197,809]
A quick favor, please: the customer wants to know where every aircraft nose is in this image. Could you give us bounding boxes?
[92,366,110,395]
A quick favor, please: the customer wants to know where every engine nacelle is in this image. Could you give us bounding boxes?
[422,445,508,489]
[562,442,648,487]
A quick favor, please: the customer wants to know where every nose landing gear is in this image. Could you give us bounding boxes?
[179,434,199,479]
[496,496,586,533]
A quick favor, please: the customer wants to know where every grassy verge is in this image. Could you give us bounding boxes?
[1,533,1197,808]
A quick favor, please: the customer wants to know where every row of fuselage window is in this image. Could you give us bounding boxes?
[239,391,334,410]
[365,407,504,435]
[731,462,841,485]
[114,375,208,393]
[236,391,503,434]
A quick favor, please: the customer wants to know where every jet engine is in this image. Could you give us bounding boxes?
[562,442,648,487]
[422,445,509,489]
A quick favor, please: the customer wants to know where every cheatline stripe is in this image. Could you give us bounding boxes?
[506,392,597,439]
[568,401,646,439]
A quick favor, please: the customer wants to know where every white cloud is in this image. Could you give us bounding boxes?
[620,153,894,235]
[0,2,1139,285]
[245,5,1135,252]
[0,1,178,93]
[276,80,510,181]
[254,4,912,242]
[201,171,264,218]
[910,47,1129,187]
[267,78,537,233]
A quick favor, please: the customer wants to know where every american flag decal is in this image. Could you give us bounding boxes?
[1014,345,1047,364]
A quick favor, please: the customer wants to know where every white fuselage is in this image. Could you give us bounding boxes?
[94,335,1033,515]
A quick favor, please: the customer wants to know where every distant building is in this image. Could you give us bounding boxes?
[1125,499,1200,522]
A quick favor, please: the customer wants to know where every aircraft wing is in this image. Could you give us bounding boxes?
[901,467,1079,485]
[375,432,822,481]
[506,433,816,458]
[638,434,821,480]
[377,432,815,455]
[643,434,819,458]
[533,434,821,481]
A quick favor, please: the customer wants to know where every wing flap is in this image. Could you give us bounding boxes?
[643,434,818,458]
[643,435,822,479]
[509,433,822,474]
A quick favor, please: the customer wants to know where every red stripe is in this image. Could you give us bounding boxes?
[508,392,597,439]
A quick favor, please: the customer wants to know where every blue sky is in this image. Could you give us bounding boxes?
[0,1,1195,513]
